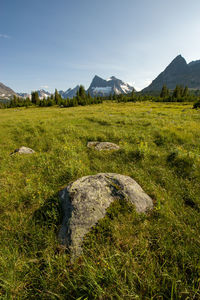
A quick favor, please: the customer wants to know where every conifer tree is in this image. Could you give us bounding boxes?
[113,92,117,100]
[31,91,40,105]
[131,89,135,99]
[183,86,189,98]
[109,93,112,100]
[172,85,181,100]
[54,89,61,105]
[160,85,169,99]
[78,85,86,99]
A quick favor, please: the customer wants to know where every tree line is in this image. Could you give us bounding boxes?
[0,85,102,109]
[1,84,200,109]
[116,85,200,105]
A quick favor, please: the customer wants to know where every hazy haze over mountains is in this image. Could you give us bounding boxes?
[0,76,135,99]
[2,54,200,99]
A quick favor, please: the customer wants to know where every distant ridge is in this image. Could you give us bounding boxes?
[0,82,16,99]
[87,75,135,96]
[142,55,200,92]
[18,89,51,99]
[59,85,80,99]
[3,54,200,98]
[59,76,135,98]
[36,89,51,99]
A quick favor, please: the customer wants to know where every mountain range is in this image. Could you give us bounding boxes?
[58,76,134,98]
[17,89,52,99]
[1,54,200,99]
[87,75,134,96]
[142,55,200,92]
[0,76,134,100]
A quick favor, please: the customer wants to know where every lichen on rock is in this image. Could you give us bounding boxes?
[10,146,35,155]
[87,141,120,151]
[58,173,153,260]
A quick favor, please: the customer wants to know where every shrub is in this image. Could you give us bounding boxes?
[154,132,167,146]
[193,100,200,109]
[167,150,194,178]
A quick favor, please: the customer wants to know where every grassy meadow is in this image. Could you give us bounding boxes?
[0,102,200,299]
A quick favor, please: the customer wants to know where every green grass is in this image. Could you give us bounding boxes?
[0,102,200,299]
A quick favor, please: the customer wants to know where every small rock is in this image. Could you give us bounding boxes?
[87,141,120,151]
[10,146,35,155]
[59,173,153,260]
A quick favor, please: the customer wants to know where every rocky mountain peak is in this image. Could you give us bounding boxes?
[88,75,134,96]
[59,85,80,99]
[0,82,16,99]
[165,54,187,72]
[142,54,200,92]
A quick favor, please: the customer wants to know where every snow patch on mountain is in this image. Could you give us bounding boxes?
[59,85,80,99]
[37,89,51,99]
[120,84,132,93]
[17,93,31,99]
[92,87,112,94]
[0,82,17,99]
[88,75,135,96]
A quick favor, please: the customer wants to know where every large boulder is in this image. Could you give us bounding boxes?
[59,173,153,260]
[87,141,120,151]
[10,146,35,155]
[12,146,35,154]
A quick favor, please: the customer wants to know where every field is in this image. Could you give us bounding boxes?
[0,102,200,299]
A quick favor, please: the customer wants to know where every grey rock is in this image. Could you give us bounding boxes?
[87,141,120,151]
[59,173,153,260]
[10,146,35,155]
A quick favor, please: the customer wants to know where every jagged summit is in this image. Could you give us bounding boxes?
[172,54,186,61]
[37,89,51,99]
[142,54,200,91]
[164,55,187,71]
[110,76,117,80]
[88,75,135,96]
[59,85,80,99]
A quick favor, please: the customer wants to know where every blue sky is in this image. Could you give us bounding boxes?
[1,0,200,92]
